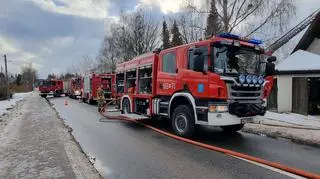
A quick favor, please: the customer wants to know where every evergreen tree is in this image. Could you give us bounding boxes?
[171,20,183,47]
[205,0,222,37]
[162,19,171,49]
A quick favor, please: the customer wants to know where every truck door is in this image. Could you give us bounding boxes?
[157,50,178,95]
[181,46,209,98]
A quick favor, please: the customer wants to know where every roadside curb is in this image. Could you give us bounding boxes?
[45,97,103,179]
[242,126,320,148]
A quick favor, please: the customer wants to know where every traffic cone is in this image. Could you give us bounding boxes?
[65,100,68,106]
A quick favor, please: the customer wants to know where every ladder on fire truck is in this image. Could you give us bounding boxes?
[266,8,319,53]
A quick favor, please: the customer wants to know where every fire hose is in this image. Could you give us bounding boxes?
[99,101,320,179]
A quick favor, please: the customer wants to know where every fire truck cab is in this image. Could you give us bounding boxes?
[116,33,276,137]
[39,79,64,98]
[82,73,116,104]
[67,77,82,99]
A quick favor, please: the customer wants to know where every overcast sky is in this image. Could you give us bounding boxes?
[0,0,319,78]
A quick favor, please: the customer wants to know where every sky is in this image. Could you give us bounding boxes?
[0,0,319,78]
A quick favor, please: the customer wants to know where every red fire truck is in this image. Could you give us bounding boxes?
[82,73,116,104]
[115,33,276,137]
[39,79,64,98]
[66,77,82,99]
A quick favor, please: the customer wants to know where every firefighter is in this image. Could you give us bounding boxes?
[97,84,105,112]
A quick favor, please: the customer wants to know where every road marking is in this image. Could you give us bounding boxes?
[228,154,306,179]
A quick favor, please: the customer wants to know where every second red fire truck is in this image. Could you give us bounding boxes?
[39,79,64,98]
[115,33,276,137]
[82,73,116,104]
[66,77,82,98]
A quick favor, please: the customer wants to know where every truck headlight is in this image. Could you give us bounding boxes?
[208,105,228,113]
[252,75,258,84]
[246,75,253,84]
[258,76,264,84]
[239,74,246,84]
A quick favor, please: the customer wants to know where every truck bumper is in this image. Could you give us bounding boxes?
[40,91,53,95]
[206,112,255,126]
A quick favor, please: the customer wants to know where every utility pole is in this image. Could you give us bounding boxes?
[4,55,9,100]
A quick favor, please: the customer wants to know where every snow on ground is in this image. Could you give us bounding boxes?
[256,111,320,128]
[0,92,31,116]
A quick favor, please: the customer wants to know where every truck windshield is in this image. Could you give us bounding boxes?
[212,45,264,75]
[40,80,51,87]
[73,79,81,86]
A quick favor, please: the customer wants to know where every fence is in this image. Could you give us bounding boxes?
[0,75,7,100]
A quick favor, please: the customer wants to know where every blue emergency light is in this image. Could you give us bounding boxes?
[218,33,262,45]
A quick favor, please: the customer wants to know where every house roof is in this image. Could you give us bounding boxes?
[276,50,320,74]
[292,11,320,53]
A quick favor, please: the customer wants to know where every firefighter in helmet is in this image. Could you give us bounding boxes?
[97,84,105,112]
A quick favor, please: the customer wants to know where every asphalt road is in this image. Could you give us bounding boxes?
[50,97,320,179]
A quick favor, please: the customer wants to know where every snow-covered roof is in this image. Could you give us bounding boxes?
[276,50,320,72]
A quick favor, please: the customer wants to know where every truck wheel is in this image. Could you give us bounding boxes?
[221,124,244,133]
[40,94,47,98]
[88,99,94,104]
[171,105,195,138]
[121,98,130,114]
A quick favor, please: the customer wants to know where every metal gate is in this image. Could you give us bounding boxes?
[292,77,309,115]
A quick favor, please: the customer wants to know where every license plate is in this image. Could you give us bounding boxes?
[241,118,253,124]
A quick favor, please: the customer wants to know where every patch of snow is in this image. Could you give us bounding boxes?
[258,111,320,128]
[0,92,31,116]
[276,50,320,71]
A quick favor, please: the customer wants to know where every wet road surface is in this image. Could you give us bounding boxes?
[50,97,320,179]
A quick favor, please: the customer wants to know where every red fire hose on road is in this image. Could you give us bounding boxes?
[99,102,320,179]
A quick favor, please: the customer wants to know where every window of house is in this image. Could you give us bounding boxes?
[162,52,176,73]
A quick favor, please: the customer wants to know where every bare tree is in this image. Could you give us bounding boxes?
[97,37,117,73]
[98,8,160,69]
[184,0,296,38]
[21,64,37,85]
[176,8,206,43]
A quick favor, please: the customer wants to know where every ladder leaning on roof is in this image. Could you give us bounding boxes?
[266,8,320,53]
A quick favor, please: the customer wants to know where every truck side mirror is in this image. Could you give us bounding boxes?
[267,56,276,63]
[265,56,276,76]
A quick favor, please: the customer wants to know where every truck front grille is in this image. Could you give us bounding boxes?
[228,84,263,100]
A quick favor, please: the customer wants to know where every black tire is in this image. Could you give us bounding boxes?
[221,124,244,133]
[88,98,94,105]
[121,98,130,114]
[40,94,47,98]
[171,105,195,138]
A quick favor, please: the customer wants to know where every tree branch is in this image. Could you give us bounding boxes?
[245,0,284,36]
[228,0,238,23]
[232,0,246,26]
[229,0,263,32]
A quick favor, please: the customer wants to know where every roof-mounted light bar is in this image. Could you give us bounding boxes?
[218,33,262,45]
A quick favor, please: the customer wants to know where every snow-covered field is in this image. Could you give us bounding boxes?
[0,92,31,116]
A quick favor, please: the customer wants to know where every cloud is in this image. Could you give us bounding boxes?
[139,0,206,14]
[0,36,42,74]
[49,36,75,48]
[140,0,183,14]
[27,0,109,19]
